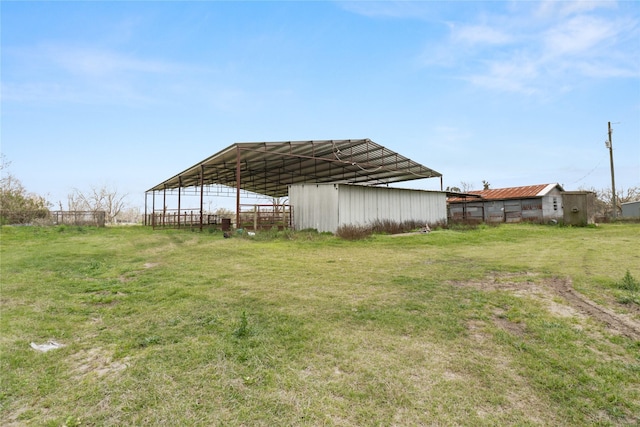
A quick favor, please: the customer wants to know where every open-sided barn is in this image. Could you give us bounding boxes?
[146,139,445,232]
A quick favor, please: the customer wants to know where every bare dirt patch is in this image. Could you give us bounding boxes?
[452,273,640,341]
[69,347,129,380]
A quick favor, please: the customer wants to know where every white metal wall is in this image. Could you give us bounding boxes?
[289,184,447,232]
[288,184,340,232]
[621,201,640,218]
[541,187,564,221]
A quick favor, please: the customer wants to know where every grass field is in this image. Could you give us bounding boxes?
[1,223,639,426]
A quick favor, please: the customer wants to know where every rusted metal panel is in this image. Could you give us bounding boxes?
[485,201,505,223]
[449,184,564,203]
[448,184,567,224]
[504,200,522,223]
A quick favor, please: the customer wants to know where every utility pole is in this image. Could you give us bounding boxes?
[606,122,617,219]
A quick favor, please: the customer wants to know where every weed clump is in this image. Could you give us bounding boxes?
[337,220,438,239]
[619,270,639,292]
[233,311,250,338]
[336,224,373,240]
[617,270,639,305]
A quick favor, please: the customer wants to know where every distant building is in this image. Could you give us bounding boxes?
[448,183,565,224]
[621,201,640,219]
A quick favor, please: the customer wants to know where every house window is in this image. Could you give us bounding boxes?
[553,197,558,211]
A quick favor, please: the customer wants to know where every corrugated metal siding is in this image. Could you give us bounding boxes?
[449,202,484,221]
[337,186,446,228]
[504,200,522,223]
[621,201,640,218]
[289,184,446,232]
[486,201,505,223]
[448,197,551,223]
[288,184,339,232]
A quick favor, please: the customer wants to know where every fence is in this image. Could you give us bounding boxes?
[148,210,230,230]
[237,204,292,230]
[51,211,106,227]
[147,204,292,231]
[0,210,106,226]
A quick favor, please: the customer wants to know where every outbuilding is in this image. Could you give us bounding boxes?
[448,183,565,224]
[621,201,640,219]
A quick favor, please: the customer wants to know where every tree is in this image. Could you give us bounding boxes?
[0,155,50,224]
[446,181,475,193]
[482,180,491,190]
[578,185,640,218]
[68,185,128,224]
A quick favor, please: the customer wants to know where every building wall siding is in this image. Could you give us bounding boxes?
[288,184,339,232]
[289,184,446,233]
[621,201,640,218]
[541,187,564,221]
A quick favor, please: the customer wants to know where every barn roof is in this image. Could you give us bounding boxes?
[148,139,442,198]
[448,183,564,203]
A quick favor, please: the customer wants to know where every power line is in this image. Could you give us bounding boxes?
[571,158,604,184]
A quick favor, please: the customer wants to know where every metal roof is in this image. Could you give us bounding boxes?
[148,139,442,198]
[448,183,564,202]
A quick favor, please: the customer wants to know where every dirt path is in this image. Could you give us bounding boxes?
[547,277,640,341]
[452,274,640,341]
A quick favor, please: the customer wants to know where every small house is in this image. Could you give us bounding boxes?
[448,183,565,224]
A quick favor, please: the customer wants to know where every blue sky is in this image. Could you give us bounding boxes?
[2,1,639,210]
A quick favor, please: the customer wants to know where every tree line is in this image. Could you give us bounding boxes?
[1,155,135,225]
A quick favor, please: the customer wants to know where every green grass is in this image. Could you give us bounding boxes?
[1,224,639,426]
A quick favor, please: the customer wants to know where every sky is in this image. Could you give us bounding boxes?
[2,0,639,211]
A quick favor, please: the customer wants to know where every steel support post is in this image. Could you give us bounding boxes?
[178,176,182,228]
[236,145,241,230]
[200,165,204,231]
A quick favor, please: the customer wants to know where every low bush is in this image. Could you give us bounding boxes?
[336,224,372,240]
[619,270,639,292]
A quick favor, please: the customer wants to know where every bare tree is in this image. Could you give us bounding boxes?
[578,186,640,218]
[446,181,475,193]
[68,185,128,224]
[460,181,474,192]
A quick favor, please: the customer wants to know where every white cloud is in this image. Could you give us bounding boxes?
[42,44,187,77]
[466,57,541,95]
[419,1,639,96]
[535,0,617,19]
[3,43,203,107]
[337,1,436,20]
[451,24,513,45]
[543,15,617,57]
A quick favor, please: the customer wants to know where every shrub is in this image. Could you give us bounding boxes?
[618,270,639,292]
[336,224,373,240]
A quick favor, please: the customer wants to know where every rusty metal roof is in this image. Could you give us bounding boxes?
[448,183,564,202]
[147,139,441,198]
